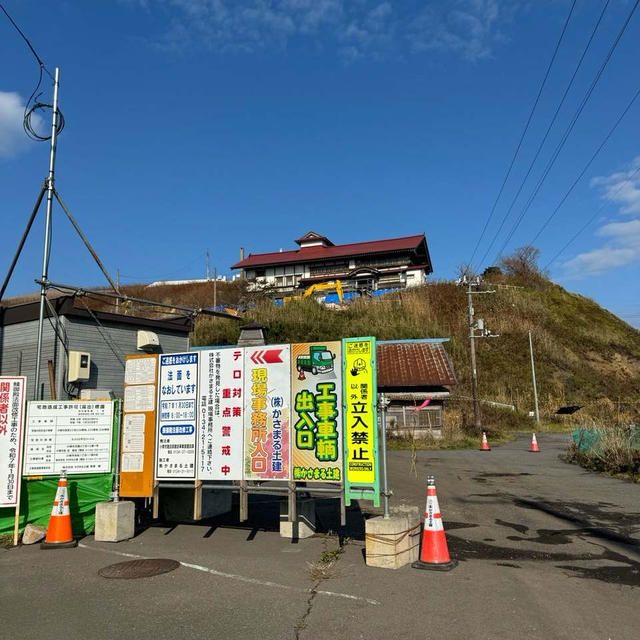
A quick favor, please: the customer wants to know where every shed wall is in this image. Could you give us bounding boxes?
[0,319,60,400]
[64,316,189,398]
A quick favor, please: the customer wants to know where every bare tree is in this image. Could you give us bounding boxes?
[499,246,543,279]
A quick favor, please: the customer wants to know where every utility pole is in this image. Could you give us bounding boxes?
[458,275,499,434]
[116,268,120,313]
[206,250,211,280]
[34,67,60,400]
[467,280,482,432]
[213,267,217,311]
[528,331,540,424]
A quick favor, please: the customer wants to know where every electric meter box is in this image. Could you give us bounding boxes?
[68,351,91,382]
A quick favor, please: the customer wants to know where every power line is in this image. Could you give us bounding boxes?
[0,2,53,79]
[544,163,640,270]
[0,2,64,141]
[527,84,640,246]
[467,0,578,267]
[473,0,611,271]
[491,0,640,264]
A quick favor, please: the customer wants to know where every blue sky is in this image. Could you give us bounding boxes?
[1,1,639,326]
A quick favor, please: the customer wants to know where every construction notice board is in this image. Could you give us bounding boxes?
[155,352,199,480]
[120,354,158,497]
[343,337,380,507]
[23,401,115,475]
[0,377,27,506]
[198,348,245,481]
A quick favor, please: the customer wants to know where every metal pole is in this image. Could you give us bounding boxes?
[528,331,540,424]
[112,401,123,502]
[53,190,121,294]
[34,67,60,400]
[468,282,482,432]
[0,183,47,301]
[378,393,390,519]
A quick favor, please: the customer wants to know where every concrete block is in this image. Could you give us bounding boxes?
[365,513,417,569]
[391,504,422,564]
[279,497,316,539]
[95,501,135,542]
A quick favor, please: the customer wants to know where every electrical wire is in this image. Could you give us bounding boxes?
[24,100,65,141]
[0,3,53,78]
[491,0,640,265]
[526,85,640,246]
[543,163,640,270]
[467,0,578,268]
[0,2,63,141]
[473,0,611,271]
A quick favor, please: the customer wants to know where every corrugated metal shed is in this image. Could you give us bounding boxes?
[377,342,457,388]
[0,295,192,400]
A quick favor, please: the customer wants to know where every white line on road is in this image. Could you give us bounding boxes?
[79,543,380,606]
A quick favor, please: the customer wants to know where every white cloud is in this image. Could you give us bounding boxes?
[590,156,640,215]
[407,0,501,61]
[134,0,510,61]
[563,217,640,278]
[0,91,41,158]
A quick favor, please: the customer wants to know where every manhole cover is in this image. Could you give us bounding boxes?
[98,558,180,579]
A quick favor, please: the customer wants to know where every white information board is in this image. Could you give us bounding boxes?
[0,377,26,506]
[23,401,115,475]
[155,353,199,479]
[198,348,245,480]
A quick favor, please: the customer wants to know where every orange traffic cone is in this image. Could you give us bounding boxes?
[412,476,457,571]
[480,431,491,451]
[530,433,540,452]
[41,471,77,549]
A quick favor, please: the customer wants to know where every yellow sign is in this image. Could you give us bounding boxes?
[343,337,379,505]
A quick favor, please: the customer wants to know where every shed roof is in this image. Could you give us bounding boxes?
[0,295,194,333]
[377,342,457,388]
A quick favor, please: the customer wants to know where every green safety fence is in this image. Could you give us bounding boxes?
[571,425,640,455]
[0,400,120,537]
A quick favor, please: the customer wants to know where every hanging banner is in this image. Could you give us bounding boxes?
[23,400,115,475]
[243,344,291,480]
[291,342,342,482]
[120,354,158,497]
[0,377,26,507]
[156,352,198,480]
[343,337,380,506]
[198,348,245,481]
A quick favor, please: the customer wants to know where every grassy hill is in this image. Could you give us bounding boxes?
[187,275,640,426]
[9,272,638,427]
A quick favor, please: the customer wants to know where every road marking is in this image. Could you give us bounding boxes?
[79,543,380,606]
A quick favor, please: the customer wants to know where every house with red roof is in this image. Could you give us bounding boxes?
[231,231,433,298]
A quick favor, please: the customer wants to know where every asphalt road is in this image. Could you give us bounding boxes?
[1,433,638,640]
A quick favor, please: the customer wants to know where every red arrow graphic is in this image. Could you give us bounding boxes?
[262,349,282,363]
[250,349,282,364]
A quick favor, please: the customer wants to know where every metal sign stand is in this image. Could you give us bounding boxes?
[0,67,121,400]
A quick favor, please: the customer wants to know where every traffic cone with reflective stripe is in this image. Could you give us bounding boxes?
[480,431,491,451]
[412,476,457,571]
[530,433,540,452]
[41,471,77,549]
